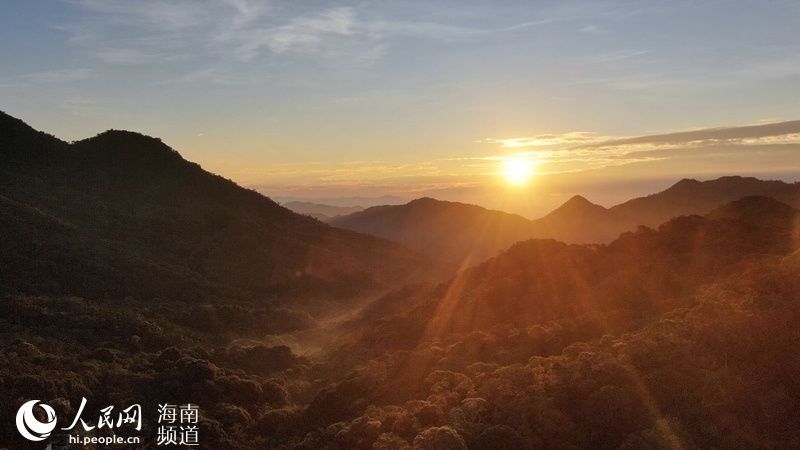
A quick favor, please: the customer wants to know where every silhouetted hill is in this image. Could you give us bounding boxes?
[529,194,617,242]
[331,176,800,264]
[611,176,800,225]
[330,197,536,265]
[0,111,435,304]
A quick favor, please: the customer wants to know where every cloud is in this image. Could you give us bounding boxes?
[363,16,554,43]
[61,1,562,66]
[220,0,270,26]
[579,24,603,34]
[585,50,650,64]
[227,121,800,191]
[480,120,800,175]
[486,121,800,152]
[590,120,800,148]
[61,2,365,64]
[224,6,356,59]
[70,0,212,30]
[476,132,611,148]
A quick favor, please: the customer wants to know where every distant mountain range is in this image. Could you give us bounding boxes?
[282,201,364,221]
[343,194,800,343]
[271,195,406,208]
[330,176,800,265]
[0,111,436,304]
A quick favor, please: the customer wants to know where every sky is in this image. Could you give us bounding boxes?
[1,0,800,217]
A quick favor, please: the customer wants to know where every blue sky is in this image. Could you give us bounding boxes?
[1,0,799,215]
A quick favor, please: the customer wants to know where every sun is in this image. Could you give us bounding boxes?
[501,156,535,185]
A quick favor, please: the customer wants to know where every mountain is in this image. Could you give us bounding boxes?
[308,196,800,449]
[330,197,537,265]
[331,177,800,264]
[282,201,364,221]
[0,111,436,305]
[610,176,800,225]
[273,195,405,208]
[329,195,619,264]
[529,194,617,242]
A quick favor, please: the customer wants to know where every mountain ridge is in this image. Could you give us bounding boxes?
[330,175,800,265]
[0,111,440,304]
[282,201,364,221]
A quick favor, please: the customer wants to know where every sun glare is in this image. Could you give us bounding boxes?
[501,156,535,185]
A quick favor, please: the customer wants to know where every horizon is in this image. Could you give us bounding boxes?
[2,1,800,216]
[4,107,800,217]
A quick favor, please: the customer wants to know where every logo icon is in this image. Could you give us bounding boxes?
[16,400,57,441]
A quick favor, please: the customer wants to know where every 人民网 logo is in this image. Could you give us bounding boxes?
[16,400,57,441]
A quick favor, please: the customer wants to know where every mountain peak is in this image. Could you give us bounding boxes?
[73,129,185,163]
[96,128,160,140]
[404,197,462,212]
[563,195,594,207]
[0,110,61,142]
[86,129,171,148]
[406,197,445,207]
[0,110,33,131]
[669,178,702,190]
[549,195,606,215]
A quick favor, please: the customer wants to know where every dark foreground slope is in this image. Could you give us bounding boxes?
[0,111,436,305]
[330,177,800,265]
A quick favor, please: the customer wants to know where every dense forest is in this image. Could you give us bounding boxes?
[2,112,800,449]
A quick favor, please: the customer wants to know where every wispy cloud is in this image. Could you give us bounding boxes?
[579,24,603,34]
[480,120,800,174]
[220,6,356,59]
[589,120,800,148]
[60,0,560,66]
[476,132,611,148]
[70,0,213,30]
[226,120,800,189]
[585,50,650,64]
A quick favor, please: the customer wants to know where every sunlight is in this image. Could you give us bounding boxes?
[501,156,535,186]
